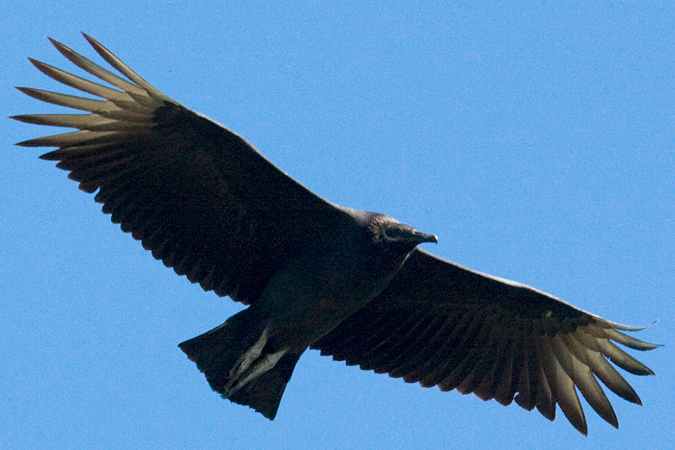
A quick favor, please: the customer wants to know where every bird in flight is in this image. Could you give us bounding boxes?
[13,34,659,435]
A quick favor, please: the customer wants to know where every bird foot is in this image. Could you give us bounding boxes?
[227,328,269,381]
[222,328,288,398]
[224,348,288,398]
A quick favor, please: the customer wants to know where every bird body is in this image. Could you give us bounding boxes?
[180,211,437,418]
[13,34,658,435]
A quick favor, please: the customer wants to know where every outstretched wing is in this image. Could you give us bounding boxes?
[13,34,349,304]
[313,248,659,435]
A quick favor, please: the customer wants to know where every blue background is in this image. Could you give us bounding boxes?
[2,2,672,449]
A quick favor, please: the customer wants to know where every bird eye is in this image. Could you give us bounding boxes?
[388,227,404,238]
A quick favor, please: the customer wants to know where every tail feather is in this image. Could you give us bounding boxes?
[178,310,301,419]
[228,352,301,419]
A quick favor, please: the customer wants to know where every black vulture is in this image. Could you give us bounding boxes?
[12,35,659,435]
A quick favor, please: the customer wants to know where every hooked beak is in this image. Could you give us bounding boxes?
[414,230,438,244]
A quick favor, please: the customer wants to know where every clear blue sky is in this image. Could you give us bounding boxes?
[2,2,673,449]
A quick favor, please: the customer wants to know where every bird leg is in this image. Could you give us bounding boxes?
[227,328,269,381]
[222,327,288,398]
[224,348,288,398]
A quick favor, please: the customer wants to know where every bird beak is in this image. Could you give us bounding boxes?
[414,231,438,244]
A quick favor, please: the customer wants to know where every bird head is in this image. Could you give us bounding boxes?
[368,215,437,252]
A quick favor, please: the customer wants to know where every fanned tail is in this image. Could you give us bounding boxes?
[179,309,301,420]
